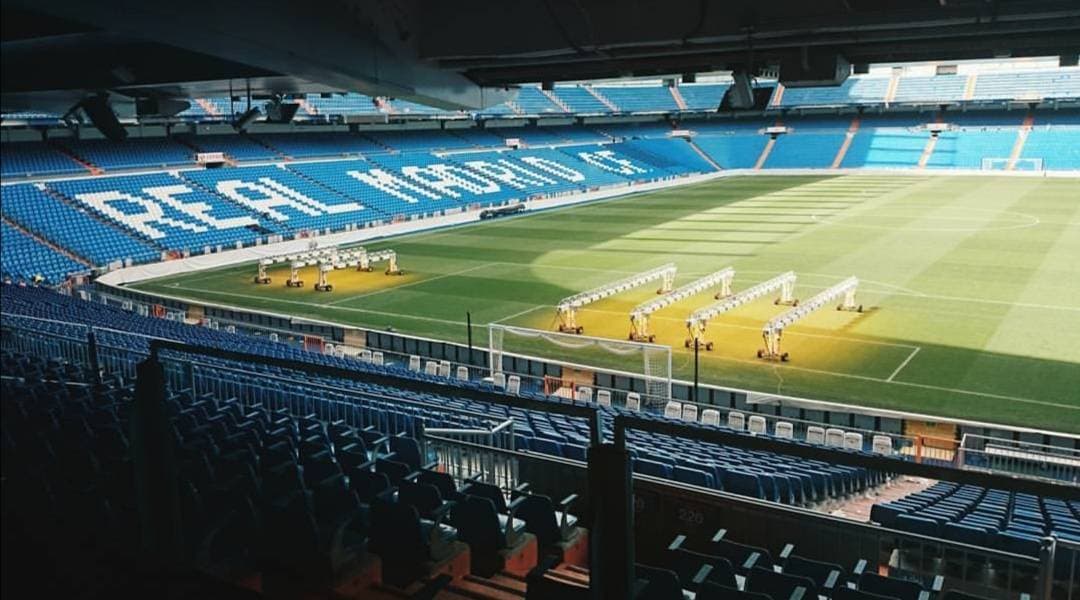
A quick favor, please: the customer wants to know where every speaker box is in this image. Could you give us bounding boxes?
[80,95,127,142]
[265,102,300,124]
[723,71,755,110]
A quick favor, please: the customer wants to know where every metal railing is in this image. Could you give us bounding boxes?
[426,418,518,491]
[960,434,1080,484]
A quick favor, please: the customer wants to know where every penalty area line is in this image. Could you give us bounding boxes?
[886,346,921,382]
[325,263,493,306]
[491,305,549,325]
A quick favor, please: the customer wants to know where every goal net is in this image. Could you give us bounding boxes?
[489,324,672,405]
[981,157,1043,171]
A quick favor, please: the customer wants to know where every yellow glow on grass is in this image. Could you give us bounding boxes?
[241,263,421,299]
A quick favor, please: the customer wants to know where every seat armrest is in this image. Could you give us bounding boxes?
[852,559,867,577]
[917,592,930,600]
[422,460,439,471]
[712,528,728,542]
[558,493,579,532]
[404,470,421,483]
[788,586,807,600]
[692,563,714,587]
[668,534,688,552]
[823,569,840,590]
[370,436,390,455]
[742,551,761,571]
[506,495,527,545]
[428,502,455,544]
[559,493,578,511]
[356,459,376,472]
[930,575,944,593]
[780,543,794,561]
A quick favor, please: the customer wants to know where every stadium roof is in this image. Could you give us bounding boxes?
[3,0,1079,115]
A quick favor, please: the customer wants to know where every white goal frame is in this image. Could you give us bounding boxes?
[982,157,1043,171]
[488,323,672,403]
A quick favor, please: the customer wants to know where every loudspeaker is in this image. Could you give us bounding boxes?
[1062,54,1079,67]
[779,50,850,87]
[723,71,755,110]
[233,106,261,131]
[80,95,127,142]
[136,97,190,118]
[853,63,870,75]
[682,73,697,84]
[265,101,299,124]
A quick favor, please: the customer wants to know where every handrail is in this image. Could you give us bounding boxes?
[147,338,604,446]
[612,414,1080,500]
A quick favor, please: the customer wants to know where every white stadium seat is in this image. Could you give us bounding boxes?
[408,355,421,372]
[664,401,683,419]
[372,352,384,366]
[625,392,641,411]
[843,432,864,451]
[492,372,506,389]
[576,386,593,403]
[359,349,372,363]
[727,411,745,431]
[455,366,469,381]
[825,428,845,447]
[806,426,826,445]
[507,375,521,395]
[438,360,451,377]
[873,435,894,455]
[700,409,721,426]
[747,415,767,435]
[596,389,612,408]
[775,421,794,439]
[424,361,439,375]
[682,404,698,422]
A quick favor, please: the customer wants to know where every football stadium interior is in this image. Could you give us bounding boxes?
[1,1,1079,598]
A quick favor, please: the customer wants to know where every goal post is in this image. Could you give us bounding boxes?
[981,157,1043,171]
[489,324,672,405]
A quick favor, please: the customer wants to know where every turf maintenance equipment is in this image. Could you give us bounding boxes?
[555,263,677,334]
[758,275,861,362]
[685,271,797,350]
[629,267,734,342]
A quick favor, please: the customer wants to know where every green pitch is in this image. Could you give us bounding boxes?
[133,175,1080,433]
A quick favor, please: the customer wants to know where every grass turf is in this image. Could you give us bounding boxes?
[132,174,1080,433]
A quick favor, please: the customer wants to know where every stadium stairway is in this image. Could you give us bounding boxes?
[918,135,939,169]
[584,86,619,112]
[754,135,777,170]
[1007,112,1036,170]
[0,215,93,267]
[669,86,688,110]
[884,73,901,104]
[831,115,862,168]
[963,74,979,101]
[193,98,223,118]
[539,88,572,113]
[687,138,724,171]
[47,140,103,175]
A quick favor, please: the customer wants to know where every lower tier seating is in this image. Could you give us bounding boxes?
[871,482,1079,558]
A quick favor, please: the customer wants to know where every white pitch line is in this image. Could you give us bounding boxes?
[887,347,922,382]
[326,263,492,305]
[690,348,1079,412]
[492,305,549,324]
[170,284,466,326]
[575,306,920,350]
